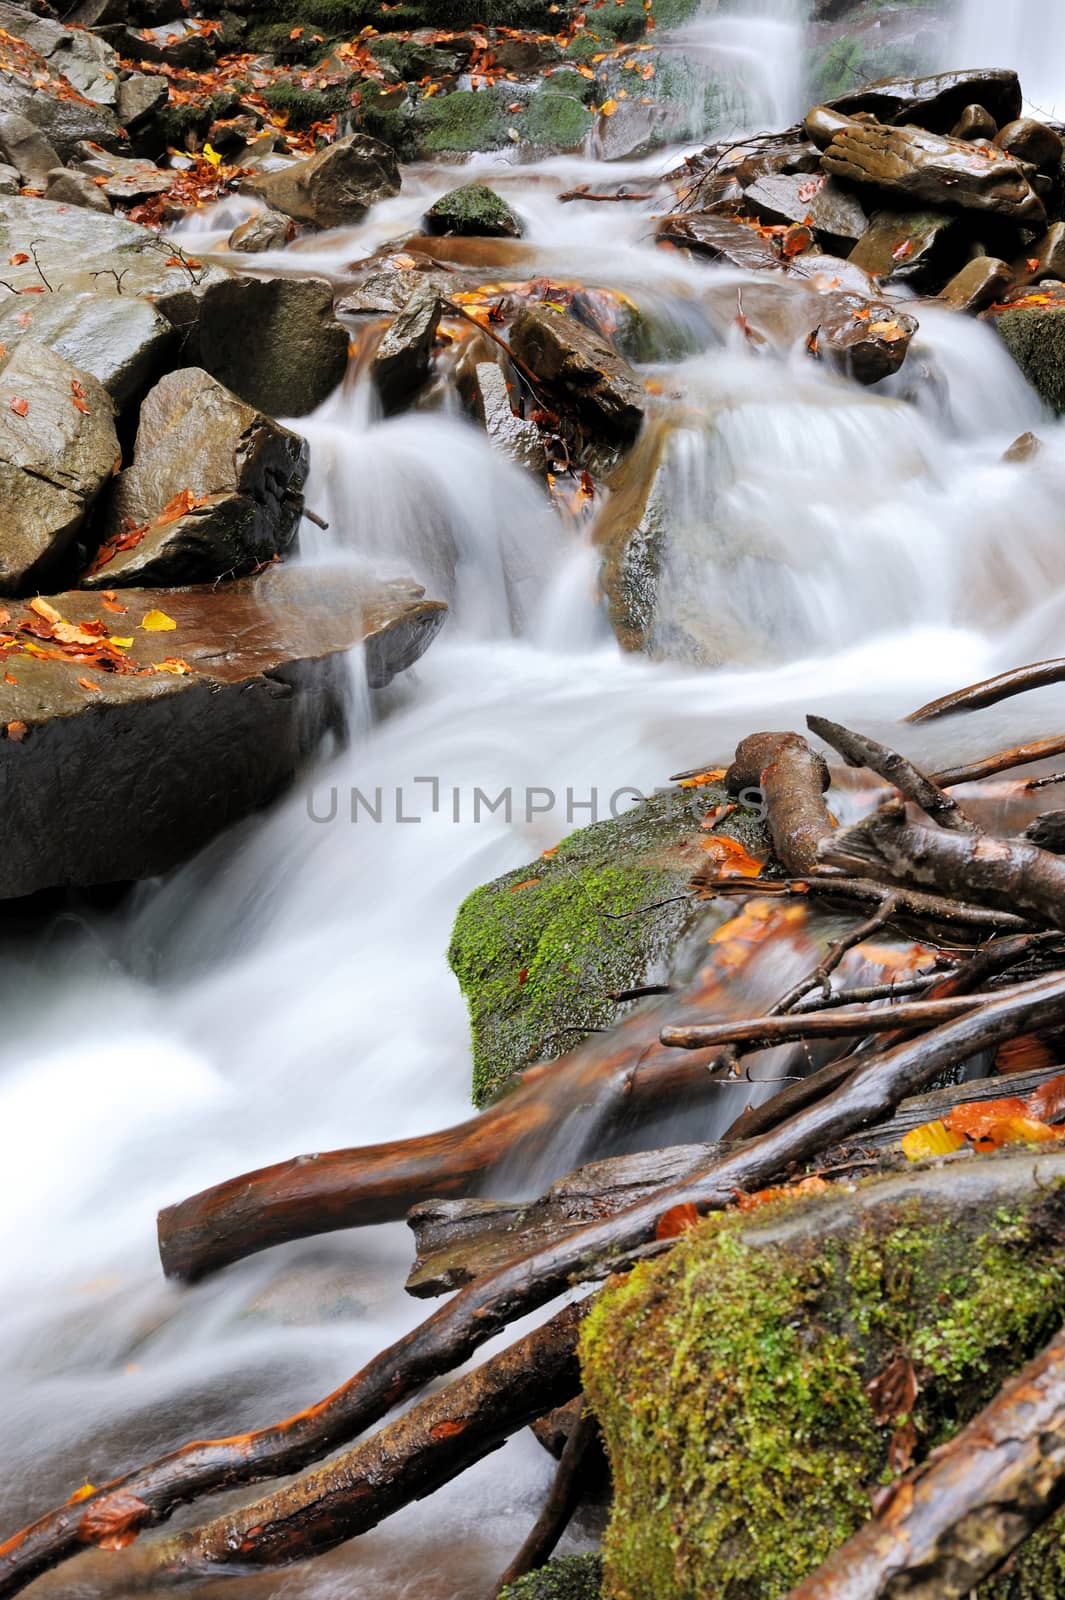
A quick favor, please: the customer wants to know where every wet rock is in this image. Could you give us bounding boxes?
[0,0,122,109]
[371,280,442,413]
[103,22,216,71]
[116,71,168,135]
[0,164,20,195]
[520,71,594,154]
[816,297,918,384]
[511,303,645,443]
[0,341,117,595]
[0,567,446,899]
[702,278,826,352]
[473,360,546,475]
[786,252,880,298]
[804,104,858,150]
[44,167,112,212]
[498,1555,603,1600]
[1015,223,1065,285]
[989,290,1065,412]
[593,419,674,656]
[0,288,174,407]
[827,68,1022,134]
[1004,431,1041,463]
[938,255,1013,313]
[72,145,172,204]
[227,209,292,253]
[337,264,451,317]
[742,171,867,251]
[187,275,349,418]
[245,133,400,230]
[656,210,781,272]
[996,117,1064,172]
[84,367,308,588]
[822,122,1045,223]
[952,104,998,141]
[423,182,523,239]
[849,208,960,285]
[0,112,58,187]
[0,49,120,157]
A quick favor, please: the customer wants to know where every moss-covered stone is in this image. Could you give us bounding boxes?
[448,783,763,1106]
[992,305,1065,413]
[415,86,512,155]
[521,70,594,151]
[424,182,523,239]
[581,1158,1065,1600]
[500,1555,603,1599]
[257,80,350,131]
[353,80,418,162]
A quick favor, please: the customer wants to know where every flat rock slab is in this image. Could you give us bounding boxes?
[822,123,1044,223]
[657,210,781,272]
[0,567,446,898]
[742,172,867,249]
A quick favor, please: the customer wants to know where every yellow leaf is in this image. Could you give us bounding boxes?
[598,97,618,116]
[141,610,176,632]
[29,597,62,624]
[202,143,222,167]
[108,636,133,649]
[151,657,191,675]
[68,1482,96,1504]
[901,1121,966,1162]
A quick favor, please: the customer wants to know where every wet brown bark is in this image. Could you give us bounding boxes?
[822,801,1065,930]
[786,1322,1065,1600]
[907,656,1065,723]
[806,715,977,832]
[7,975,1065,1599]
[726,731,833,874]
[933,733,1065,789]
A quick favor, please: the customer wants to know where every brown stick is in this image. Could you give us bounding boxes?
[7,974,1065,1600]
[725,731,833,875]
[660,988,1010,1052]
[558,187,656,202]
[692,872,1030,931]
[785,1321,1065,1600]
[822,800,1065,930]
[495,1400,600,1594]
[806,714,977,833]
[907,656,1065,723]
[933,733,1065,788]
[129,1302,587,1582]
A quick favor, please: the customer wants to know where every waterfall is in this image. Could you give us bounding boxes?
[953,0,1065,116]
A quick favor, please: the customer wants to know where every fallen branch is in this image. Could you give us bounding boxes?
[822,800,1065,930]
[693,872,1030,932]
[660,987,1014,1052]
[495,1399,600,1594]
[726,731,833,875]
[785,1321,1065,1600]
[806,714,977,833]
[908,656,1065,723]
[558,186,655,203]
[933,732,1065,788]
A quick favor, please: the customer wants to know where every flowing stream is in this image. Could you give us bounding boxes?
[6,4,1065,1596]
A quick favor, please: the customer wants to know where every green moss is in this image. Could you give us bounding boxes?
[352,80,418,161]
[581,1176,1065,1600]
[257,80,350,130]
[416,87,511,155]
[150,99,213,150]
[520,71,594,151]
[500,1555,603,1599]
[424,182,523,238]
[993,307,1065,414]
[448,784,761,1106]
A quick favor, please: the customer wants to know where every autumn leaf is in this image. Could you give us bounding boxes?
[901,1120,965,1161]
[8,396,28,416]
[151,657,191,675]
[67,1483,96,1505]
[77,1489,151,1551]
[156,487,208,526]
[101,596,128,614]
[3,673,16,685]
[678,768,727,788]
[77,676,101,692]
[29,598,62,624]
[598,97,618,116]
[70,378,91,415]
[866,1352,919,1426]
[892,238,914,261]
[429,1419,466,1440]
[8,251,27,265]
[508,877,541,892]
[202,142,222,167]
[5,720,27,741]
[699,834,763,879]
[1025,1072,1065,1124]
[655,1201,700,1239]
[141,609,177,632]
[735,1176,828,1213]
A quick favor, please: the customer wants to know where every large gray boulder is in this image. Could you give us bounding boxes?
[510,304,646,442]
[827,68,1022,134]
[0,0,122,108]
[245,134,401,230]
[0,341,118,595]
[84,367,308,588]
[0,289,175,406]
[0,567,447,898]
[822,122,1045,223]
[188,275,349,418]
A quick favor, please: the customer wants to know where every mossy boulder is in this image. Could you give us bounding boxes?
[415,87,512,156]
[500,1555,603,1599]
[521,70,594,152]
[448,783,763,1107]
[424,182,523,239]
[990,302,1065,413]
[581,1150,1065,1600]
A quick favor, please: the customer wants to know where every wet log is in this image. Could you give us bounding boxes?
[786,1321,1065,1600]
[806,714,977,832]
[725,732,833,875]
[405,1063,1065,1297]
[129,1303,587,1582]
[908,656,1065,722]
[933,733,1065,788]
[822,800,1065,930]
[495,1400,600,1594]
[7,976,1065,1599]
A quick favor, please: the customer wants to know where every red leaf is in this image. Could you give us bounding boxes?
[655,1202,700,1239]
[5,720,27,741]
[8,396,28,416]
[77,1490,151,1551]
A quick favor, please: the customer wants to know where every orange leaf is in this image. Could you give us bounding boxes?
[699,834,763,879]
[901,1120,965,1161]
[655,1201,699,1239]
[29,597,62,624]
[8,396,28,416]
[734,1175,829,1212]
[1026,1072,1065,1124]
[5,720,27,741]
[508,877,540,892]
[429,1419,466,1440]
[892,238,914,261]
[155,487,208,526]
[996,1034,1056,1076]
[77,677,101,693]
[3,673,16,685]
[8,252,27,265]
[678,768,726,788]
[67,1483,96,1505]
[77,1490,151,1551]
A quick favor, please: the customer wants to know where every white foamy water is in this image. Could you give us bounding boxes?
[6,6,1065,1597]
[953,0,1065,117]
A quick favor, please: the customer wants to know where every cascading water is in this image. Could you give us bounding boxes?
[953,0,1065,116]
[7,6,1065,1598]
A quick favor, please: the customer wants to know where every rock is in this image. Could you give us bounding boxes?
[0,341,117,595]
[581,1149,1065,1600]
[822,122,1045,223]
[0,0,121,109]
[498,1555,603,1600]
[103,23,216,71]
[1004,430,1041,463]
[187,275,349,418]
[785,252,880,298]
[656,210,781,272]
[371,280,442,413]
[72,144,172,203]
[0,112,58,187]
[816,297,918,384]
[244,133,401,230]
[742,171,867,251]
[0,567,446,899]
[937,254,1013,313]
[227,209,292,253]
[996,117,1064,171]
[0,38,120,157]
[952,103,998,141]
[44,167,112,212]
[0,164,20,195]
[116,71,168,134]
[84,367,308,588]
[337,263,451,317]
[0,288,174,407]
[1016,223,1065,285]
[510,303,645,442]
[988,289,1065,412]
[827,68,1023,134]
[473,361,546,474]
[804,104,858,150]
[849,208,960,285]
[423,182,523,239]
